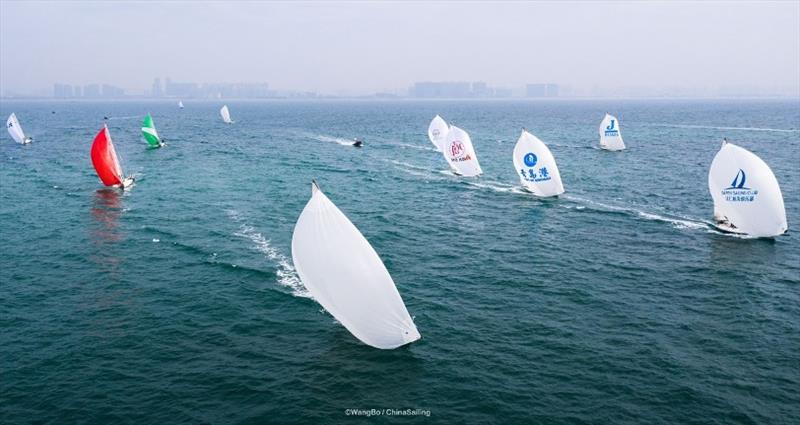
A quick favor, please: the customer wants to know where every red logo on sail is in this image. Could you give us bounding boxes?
[450,140,465,157]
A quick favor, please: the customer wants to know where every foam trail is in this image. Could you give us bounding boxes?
[646,123,800,133]
[227,210,311,298]
[395,142,438,152]
[562,194,710,230]
[311,134,355,146]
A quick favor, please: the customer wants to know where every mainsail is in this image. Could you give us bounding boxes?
[91,125,125,187]
[141,113,163,148]
[708,140,787,237]
[291,181,421,349]
[599,113,625,151]
[220,105,233,124]
[427,115,449,151]
[442,125,482,176]
[513,130,564,196]
[178,101,184,109]
[6,113,31,144]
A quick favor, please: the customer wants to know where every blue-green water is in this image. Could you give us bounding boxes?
[1,99,799,424]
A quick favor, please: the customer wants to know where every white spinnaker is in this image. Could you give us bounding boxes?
[178,101,184,108]
[7,113,28,144]
[599,113,625,151]
[427,115,449,151]
[220,105,233,124]
[291,182,421,349]
[512,130,564,196]
[442,125,482,176]
[708,141,787,237]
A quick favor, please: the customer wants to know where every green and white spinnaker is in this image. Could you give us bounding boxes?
[141,113,163,148]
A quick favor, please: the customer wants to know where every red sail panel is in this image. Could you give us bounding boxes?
[90,126,123,186]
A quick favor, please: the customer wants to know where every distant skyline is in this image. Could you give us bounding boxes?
[1,1,799,98]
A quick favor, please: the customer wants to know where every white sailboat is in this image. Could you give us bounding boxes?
[291,181,421,349]
[178,100,184,109]
[513,129,564,196]
[220,105,233,124]
[427,115,449,151]
[599,113,625,151]
[708,140,787,237]
[6,113,32,144]
[441,125,482,177]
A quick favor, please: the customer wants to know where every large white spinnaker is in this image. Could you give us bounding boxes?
[7,113,31,144]
[291,182,421,349]
[427,115,449,151]
[442,125,482,177]
[708,140,787,237]
[599,113,625,151]
[178,101,184,109]
[220,105,233,124]
[513,130,564,196]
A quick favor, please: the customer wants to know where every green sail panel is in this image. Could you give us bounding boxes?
[141,114,162,147]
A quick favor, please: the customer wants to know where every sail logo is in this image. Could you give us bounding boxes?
[520,166,551,183]
[448,140,472,162]
[431,129,441,138]
[523,153,538,167]
[721,169,757,202]
[604,119,619,136]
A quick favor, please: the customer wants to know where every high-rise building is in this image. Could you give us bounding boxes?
[83,84,101,98]
[152,78,163,97]
[54,83,73,98]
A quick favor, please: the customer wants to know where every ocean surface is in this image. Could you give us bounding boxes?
[1,99,799,424]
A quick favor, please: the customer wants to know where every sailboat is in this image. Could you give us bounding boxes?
[220,105,233,124]
[91,125,134,189]
[6,113,32,144]
[442,125,482,177]
[141,113,164,148]
[178,100,184,109]
[291,181,421,349]
[427,115,449,151]
[708,139,787,237]
[513,129,564,196]
[598,113,625,151]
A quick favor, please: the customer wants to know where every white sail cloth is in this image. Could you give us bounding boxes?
[441,125,482,176]
[708,141,787,237]
[291,182,421,349]
[427,115,449,151]
[599,113,625,151]
[7,113,30,144]
[220,105,233,123]
[513,130,564,196]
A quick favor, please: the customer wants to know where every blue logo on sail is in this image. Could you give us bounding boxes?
[604,118,619,136]
[721,169,757,202]
[523,153,538,167]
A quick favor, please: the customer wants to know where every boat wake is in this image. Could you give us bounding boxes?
[227,210,310,298]
[394,142,438,152]
[562,195,710,230]
[311,134,356,146]
[646,123,800,133]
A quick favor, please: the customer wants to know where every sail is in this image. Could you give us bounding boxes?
[291,182,421,349]
[441,125,482,176]
[90,125,124,187]
[141,114,162,147]
[427,115,449,151]
[220,105,233,124]
[599,113,625,151]
[708,141,787,237]
[513,130,564,196]
[178,101,184,108]
[6,113,29,144]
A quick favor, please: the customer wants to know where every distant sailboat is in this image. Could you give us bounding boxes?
[513,130,564,196]
[6,113,32,144]
[708,140,787,237]
[91,125,134,189]
[141,113,164,148]
[178,100,184,109]
[220,105,233,124]
[599,113,625,151]
[442,125,482,176]
[291,181,421,349]
[427,115,449,151]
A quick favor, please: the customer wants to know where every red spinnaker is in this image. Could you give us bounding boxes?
[90,126,123,186]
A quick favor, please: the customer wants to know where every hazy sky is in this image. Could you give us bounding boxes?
[1,1,799,95]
